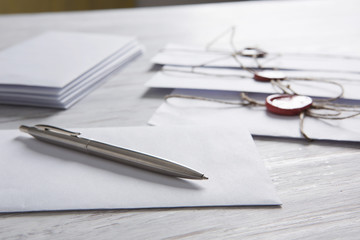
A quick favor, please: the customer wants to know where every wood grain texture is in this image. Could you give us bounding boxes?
[0,0,359,239]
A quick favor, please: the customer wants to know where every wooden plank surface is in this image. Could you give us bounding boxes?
[0,0,359,239]
[0,0,135,14]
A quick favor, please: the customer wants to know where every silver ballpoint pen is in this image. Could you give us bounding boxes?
[19,125,208,180]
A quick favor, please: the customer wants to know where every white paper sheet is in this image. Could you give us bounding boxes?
[146,66,360,101]
[148,89,360,142]
[0,126,280,213]
[152,43,360,74]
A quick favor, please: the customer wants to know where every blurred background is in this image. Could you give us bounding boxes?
[0,0,242,14]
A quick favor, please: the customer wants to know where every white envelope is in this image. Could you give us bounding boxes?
[152,43,360,73]
[0,31,136,88]
[0,126,280,212]
[146,65,360,101]
[148,89,360,142]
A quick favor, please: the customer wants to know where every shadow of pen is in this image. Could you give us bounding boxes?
[14,136,203,190]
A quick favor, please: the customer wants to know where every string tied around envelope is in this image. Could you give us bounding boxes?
[205,26,360,69]
[161,66,347,102]
[165,92,265,107]
[160,26,359,101]
[164,93,360,141]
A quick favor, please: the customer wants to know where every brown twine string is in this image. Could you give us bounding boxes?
[208,27,350,101]
[161,67,249,79]
[164,93,360,141]
[161,67,348,101]
[308,102,360,119]
[205,26,360,62]
[197,54,235,68]
[206,27,233,51]
[159,26,359,101]
[164,93,265,107]
[160,26,360,64]
[271,78,345,101]
[299,112,311,141]
[208,26,262,70]
[270,80,295,95]
[160,27,360,140]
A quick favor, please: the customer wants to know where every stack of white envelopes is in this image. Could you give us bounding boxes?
[0,31,142,109]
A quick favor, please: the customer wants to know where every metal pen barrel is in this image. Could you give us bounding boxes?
[19,125,208,180]
[86,140,207,179]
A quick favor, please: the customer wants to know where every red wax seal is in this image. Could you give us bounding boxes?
[239,47,267,58]
[266,94,313,116]
[254,70,286,82]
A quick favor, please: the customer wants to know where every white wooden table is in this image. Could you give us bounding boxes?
[0,0,359,239]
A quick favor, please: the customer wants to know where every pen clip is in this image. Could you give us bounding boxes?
[34,124,81,137]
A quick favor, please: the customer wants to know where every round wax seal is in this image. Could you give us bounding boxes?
[266,94,313,116]
[254,70,286,82]
[240,47,267,58]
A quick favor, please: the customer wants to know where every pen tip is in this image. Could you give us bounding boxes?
[202,175,209,180]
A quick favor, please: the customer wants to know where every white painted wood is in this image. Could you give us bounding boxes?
[0,0,359,239]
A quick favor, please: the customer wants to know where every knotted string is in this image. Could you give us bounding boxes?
[164,93,360,141]
[159,27,360,140]
[161,67,347,101]
[159,26,359,101]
